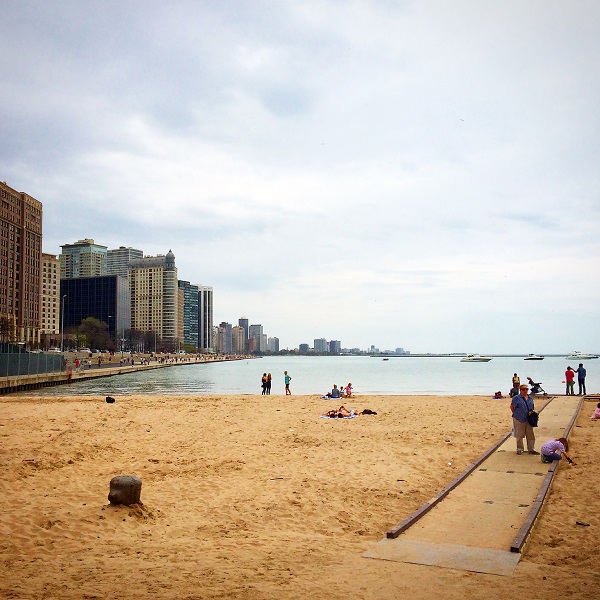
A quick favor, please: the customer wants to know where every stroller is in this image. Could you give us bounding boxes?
[527,377,547,396]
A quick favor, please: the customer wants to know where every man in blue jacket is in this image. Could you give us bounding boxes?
[510,384,539,455]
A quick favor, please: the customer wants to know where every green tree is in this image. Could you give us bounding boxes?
[78,317,113,350]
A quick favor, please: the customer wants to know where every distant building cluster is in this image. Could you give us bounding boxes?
[213,318,279,355]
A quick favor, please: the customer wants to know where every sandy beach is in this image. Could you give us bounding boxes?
[0,393,598,599]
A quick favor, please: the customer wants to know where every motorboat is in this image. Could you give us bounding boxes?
[566,351,599,360]
[524,354,544,361]
[460,354,493,362]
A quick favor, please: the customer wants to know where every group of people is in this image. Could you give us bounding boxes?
[323,405,376,418]
[260,371,293,395]
[323,383,353,399]
[508,363,588,398]
[565,364,586,395]
[510,381,576,464]
[260,373,273,395]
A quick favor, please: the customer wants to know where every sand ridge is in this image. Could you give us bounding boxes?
[0,394,598,599]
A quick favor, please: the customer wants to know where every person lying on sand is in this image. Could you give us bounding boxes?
[323,406,377,418]
[325,405,355,418]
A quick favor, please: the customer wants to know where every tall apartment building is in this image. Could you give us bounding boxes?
[129,250,181,347]
[267,336,279,353]
[329,340,341,354]
[198,285,213,352]
[60,239,107,279]
[40,253,60,347]
[248,324,263,353]
[217,322,233,354]
[0,180,43,345]
[107,246,143,276]
[314,338,329,353]
[178,280,199,349]
[232,325,245,354]
[238,317,249,351]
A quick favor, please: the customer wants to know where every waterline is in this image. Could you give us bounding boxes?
[18,355,582,396]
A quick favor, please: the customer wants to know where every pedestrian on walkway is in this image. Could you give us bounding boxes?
[576,363,587,395]
[510,383,539,455]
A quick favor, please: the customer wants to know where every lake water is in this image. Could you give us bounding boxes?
[19,355,593,396]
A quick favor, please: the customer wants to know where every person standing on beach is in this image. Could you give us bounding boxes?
[565,366,575,395]
[510,383,539,455]
[511,373,520,396]
[266,373,272,395]
[284,371,292,395]
[261,373,267,395]
[575,363,587,395]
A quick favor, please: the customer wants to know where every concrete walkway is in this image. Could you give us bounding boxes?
[363,395,583,576]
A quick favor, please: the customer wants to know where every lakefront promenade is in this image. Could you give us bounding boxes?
[0,353,250,395]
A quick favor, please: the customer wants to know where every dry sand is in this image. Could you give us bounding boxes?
[0,393,598,599]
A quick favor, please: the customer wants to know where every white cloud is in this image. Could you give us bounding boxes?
[1,0,599,352]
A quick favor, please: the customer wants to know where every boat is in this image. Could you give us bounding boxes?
[460,354,492,362]
[524,354,544,361]
[382,358,389,361]
[566,351,599,360]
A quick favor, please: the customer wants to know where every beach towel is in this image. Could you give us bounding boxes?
[320,414,357,419]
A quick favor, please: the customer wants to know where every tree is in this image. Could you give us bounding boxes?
[78,317,113,350]
[0,315,11,342]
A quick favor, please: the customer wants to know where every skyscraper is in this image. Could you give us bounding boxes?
[198,285,213,352]
[178,280,199,348]
[129,250,181,348]
[238,317,249,351]
[248,324,263,353]
[60,239,107,279]
[40,253,60,348]
[0,180,42,346]
[107,246,143,277]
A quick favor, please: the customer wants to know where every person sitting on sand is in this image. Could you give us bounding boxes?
[344,383,353,397]
[591,403,600,420]
[540,437,576,464]
[330,384,340,398]
[493,391,503,399]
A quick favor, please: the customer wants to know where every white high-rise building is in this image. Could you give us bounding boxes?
[40,253,60,348]
[129,250,181,348]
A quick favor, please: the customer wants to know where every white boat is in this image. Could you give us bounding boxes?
[524,354,544,361]
[566,351,599,360]
[460,354,493,362]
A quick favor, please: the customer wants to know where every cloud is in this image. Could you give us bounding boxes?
[1,0,599,352]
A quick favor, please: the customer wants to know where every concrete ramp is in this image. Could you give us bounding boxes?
[364,539,521,576]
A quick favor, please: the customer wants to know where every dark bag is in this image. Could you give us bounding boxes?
[527,410,539,427]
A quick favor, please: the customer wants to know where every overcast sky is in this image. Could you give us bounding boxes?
[2,1,599,353]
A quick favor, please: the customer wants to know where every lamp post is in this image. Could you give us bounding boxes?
[60,294,67,352]
[108,315,113,350]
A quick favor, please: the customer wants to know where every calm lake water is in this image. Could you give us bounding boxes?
[19,355,594,396]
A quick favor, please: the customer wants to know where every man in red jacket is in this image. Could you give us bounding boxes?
[565,366,575,395]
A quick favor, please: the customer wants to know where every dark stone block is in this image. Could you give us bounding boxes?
[108,475,142,505]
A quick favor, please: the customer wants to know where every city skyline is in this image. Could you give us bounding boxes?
[2,2,599,353]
